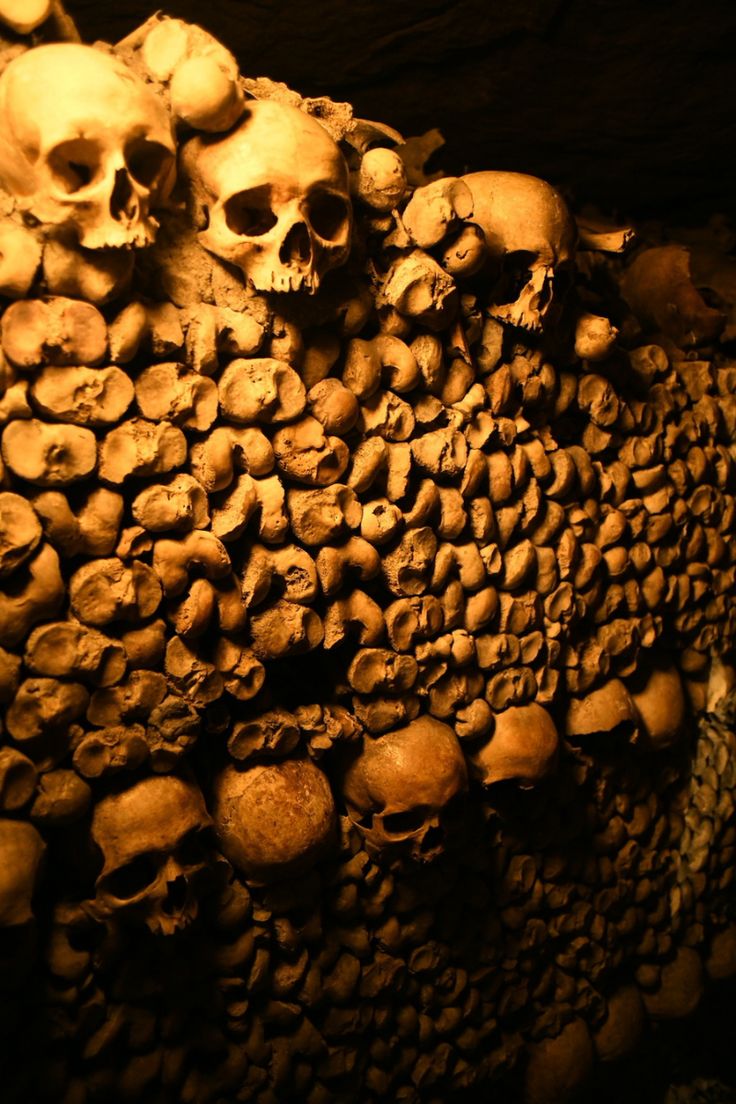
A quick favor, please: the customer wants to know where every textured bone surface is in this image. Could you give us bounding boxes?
[0,10,735,1104]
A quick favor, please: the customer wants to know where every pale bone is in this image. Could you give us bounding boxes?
[0,222,42,299]
[119,619,166,670]
[30,769,92,826]
[188,425,273,494]
[183,99,352,294]
[226,706,300,763]
[6,677,88,746]
[315,536,381,596]
[135,363,218,431]
[213,638,265,701]
[564,677,639,741]
[2,297,107,368]
[342,335,420,398]
[355,147,407,211]
[339,715,468,862]
[31,365,134,426]
[347,647,418,695]
[287,485,362,545]
[241,543,319,608]
[69,557,162,626]
[1,419,97,486]
[99,419,187,484]
[31,487,124,557]
[271,416,349,486]
[379,249,458,329]
[384,596,444,651]
[0,542,65,648]
[152,530,231,597]
[0,493,42,577]
[213,758,337,882]
[42,237,134,305]
[0,747,37,813]
[74,724,147,778]
[0,44,175,250]
[249,598,324,660]
[132,474,210,533]
[218,358,306,424]
[90,775,212,936]
[86,670,166,726]
[323,589,385,648]
[403,171,576,332]
[24,622,126,686]
[628,665,687,749]
[381,528,437,597]
[0,647,21,705]
[574,312,619,361]
[307,378,360,434]
[467,703,560,787]
[210,473,258,542]
[0,818,45,927]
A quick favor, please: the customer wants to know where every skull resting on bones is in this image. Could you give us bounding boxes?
[183,99,353,294]
[90,775,212,936]
[402,170,577,332]
[339,715,468,862]
[0,44,176,250]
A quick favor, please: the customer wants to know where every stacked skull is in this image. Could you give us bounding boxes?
[0,13,734,1104]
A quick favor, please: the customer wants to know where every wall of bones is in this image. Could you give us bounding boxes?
[1,7,736,1103]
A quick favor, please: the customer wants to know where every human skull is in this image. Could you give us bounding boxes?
[90,775,212,936]
[0,44,176,250]
[183,99,352,294]
[401,170,576,331]
[338,715,468,862]
[463,171,577,331]
[212,757,337,883]
[0,818,45,927]
[466,703,560,788]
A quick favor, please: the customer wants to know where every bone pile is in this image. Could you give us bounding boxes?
[0,11,735,1104]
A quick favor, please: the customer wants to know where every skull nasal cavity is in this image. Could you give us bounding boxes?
[163,875,188,914]
[111,168,136,221]
[280,222,312,267]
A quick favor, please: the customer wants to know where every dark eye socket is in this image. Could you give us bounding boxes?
[224,186,278,236]
[103,853,158,900]
[125,139,173,189]
[174,828,208,867]
[381,807,428,835]
[48,138,102,193]
[306,191,350,240]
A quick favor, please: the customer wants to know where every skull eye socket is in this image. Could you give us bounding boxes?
[494,250,538,304]
[125,139,174,190]
[224,186,278,237]
[305,190,350,241]
[48,138,102,194]
[103,853,158,900]
[173,827,209,867]
[381,807,429,835]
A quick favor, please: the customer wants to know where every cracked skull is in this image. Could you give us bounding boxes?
[339,715,468,862]
[90,775,212,936]
[0,43,176,250]
[183,99,352,294]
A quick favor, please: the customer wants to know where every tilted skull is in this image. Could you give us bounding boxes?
[338,715,468,862]
[0,818,45,927]
[466,703,561,788]
[463,171,577,331]
[182,99,353,294]
[0,44,176,250]
[90,775,212,936]
[402,170,576,332]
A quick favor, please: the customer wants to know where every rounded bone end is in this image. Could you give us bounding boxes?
[523,1017,595,1104]
[467,703,560,787]
[592,984,647,1062]
[0,0,51,34]
[641,946,704,1020]
[628,664,687,750]
[170,56,245,132]
[213,758,337,883]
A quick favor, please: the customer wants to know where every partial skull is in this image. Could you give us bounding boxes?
[339,715,468,862]
[183,99,352,294]
[90,775,212,936]
[0,818,45,927]
[0,44,176,250]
